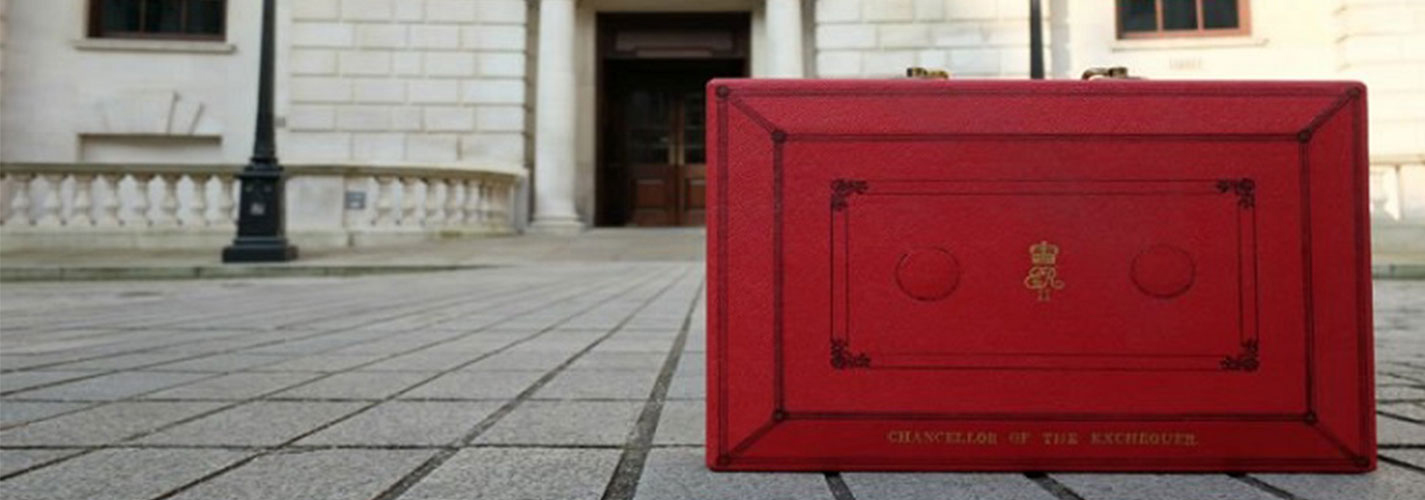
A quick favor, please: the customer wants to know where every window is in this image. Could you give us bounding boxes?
[89,0,226,40]
[1118,0,1249,39]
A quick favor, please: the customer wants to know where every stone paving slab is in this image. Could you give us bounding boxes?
[0,402,225,446]
[653,400,704,446]
[0,450,77,478]
[400,447,622,500]
[840,472,1059,500]
[139,372,323,400]
[0,263,1420,500]
[463,350,571,371]
[1378,415,1425,445]
[39,352,197,371]
[148,353,293,372]
[166,449,435,500]
[473,401,644,446]
[248,353,388,372]
[535,369,658,400]
[635,448,835,500]
[0,401,89,427]
[0,371,97,394]
[0,449,250,500]
[401,370,545,400]
[1382,449,1425,468]
[296,401,503,446]
[1255,463,1425,500]
[131,401,366,446]
[270,372,433,400]
[6,372,211,401]
[1053,473,1279,500]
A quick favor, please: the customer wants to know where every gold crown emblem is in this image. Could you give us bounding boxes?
[1029,241,1059,265]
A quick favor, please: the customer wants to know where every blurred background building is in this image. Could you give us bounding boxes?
[0,0,1420,253]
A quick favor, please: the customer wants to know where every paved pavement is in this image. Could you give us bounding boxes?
[1,258,1423,499]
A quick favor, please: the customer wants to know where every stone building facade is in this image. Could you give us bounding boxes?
[0,0,1420,252]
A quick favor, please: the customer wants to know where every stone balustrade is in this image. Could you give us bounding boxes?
[0,163,524,250]
[1370,156,1425,255]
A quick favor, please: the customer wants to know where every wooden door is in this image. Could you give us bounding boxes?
[596,13,747,227]
[611,76,710,226]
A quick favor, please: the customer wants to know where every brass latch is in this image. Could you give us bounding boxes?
[1081,66,1137,80]
[906,67,950,79]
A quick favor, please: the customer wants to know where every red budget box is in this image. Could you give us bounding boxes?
[704,79,1375,472]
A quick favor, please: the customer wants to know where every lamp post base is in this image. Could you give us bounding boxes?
[223,236,298,263]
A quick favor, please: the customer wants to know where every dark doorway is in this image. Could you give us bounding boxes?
[597,13,749,227]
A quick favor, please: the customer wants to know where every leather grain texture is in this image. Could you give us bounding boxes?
[705,79,1375,472]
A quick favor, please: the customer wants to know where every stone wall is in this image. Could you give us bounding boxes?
[284,0,529,169]
[0,0,260,163]
[1338,0,1425,158]
[812,0,1045,78]
[1340,0,1425,252]
[0,0,7,159]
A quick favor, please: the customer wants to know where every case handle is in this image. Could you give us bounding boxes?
[1081,66,1138,80]
[905,67,950,79]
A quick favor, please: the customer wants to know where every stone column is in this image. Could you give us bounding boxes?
[530,0,582,233]
[765,0,805,77]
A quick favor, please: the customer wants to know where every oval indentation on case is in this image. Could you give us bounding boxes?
[1131,244,1196,299]
[895,247,961,301]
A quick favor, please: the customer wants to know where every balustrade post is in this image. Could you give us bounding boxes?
[215,174,236,226]
[424,177,443,226]
[70,174,95,227]
[97,174,123,227]
[478,180,494,228]
[35,174,64,227]
[4,174,33,226]
[502,181,515,227]
[151,173,181,227]
[495,181,512,228]
[400,176,418,226]
[131,174,154,227]
[190,174,212,227]
[444,179,462,227]
[463,178,481,225]
[374,176,396,226]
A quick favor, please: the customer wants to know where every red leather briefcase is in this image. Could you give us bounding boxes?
[705,79,1374,472]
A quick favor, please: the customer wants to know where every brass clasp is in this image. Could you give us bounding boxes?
[1081,66,1136,80]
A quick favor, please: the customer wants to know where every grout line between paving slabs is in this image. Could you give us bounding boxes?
[0,270,625,482]
[1026,473,1087,500]
[366,265,695,500]
[1379,455,1425,474]
[1379,410,1425,425]
[599,277,704,500]
[150,265,686,500]
[824,472,857,500]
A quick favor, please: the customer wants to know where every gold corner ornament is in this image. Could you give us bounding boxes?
[1024,241,1065,302]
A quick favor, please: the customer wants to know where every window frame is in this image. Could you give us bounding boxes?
[87,0,228,41]
[1116,0,1251,40]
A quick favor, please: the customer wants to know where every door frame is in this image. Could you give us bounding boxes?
[594,12,751,227]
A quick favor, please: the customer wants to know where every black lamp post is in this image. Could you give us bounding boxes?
[223,0,297,262]
[1029,0,1045,79]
